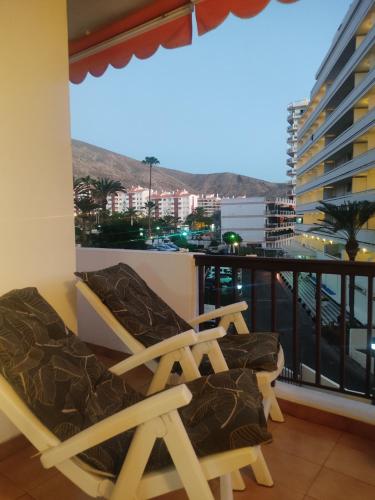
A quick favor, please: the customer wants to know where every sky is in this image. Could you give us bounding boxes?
[70,0,353,183]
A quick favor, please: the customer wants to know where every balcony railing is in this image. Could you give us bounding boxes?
[195,254,375,402]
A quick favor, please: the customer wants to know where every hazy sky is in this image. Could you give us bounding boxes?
[70,0,353,182]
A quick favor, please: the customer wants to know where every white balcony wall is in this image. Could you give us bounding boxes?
[0,1,75,443]
[76,248,198,352]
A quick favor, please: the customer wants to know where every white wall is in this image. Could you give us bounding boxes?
[76,248,197,351]
[221,197,266,243]
[0,0,75,442]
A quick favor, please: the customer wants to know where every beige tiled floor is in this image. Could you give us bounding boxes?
[0,413,374,500]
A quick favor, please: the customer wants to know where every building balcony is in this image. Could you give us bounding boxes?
[288,178,297,186]
[298,65,375,158]
[299,20,375,139]
[72,247,375,498]
[287,168,296,177]
[287,157,295,167]
[297,106,375,176]
[296,149,375,195]
[296,188,375,214]
[287,147,297,157]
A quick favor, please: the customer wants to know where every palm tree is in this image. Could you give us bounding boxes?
[124,207,138,226]
[311,200,375,325]
[91,177,126,221]
[75,197,100,245]
[142,156,159,236]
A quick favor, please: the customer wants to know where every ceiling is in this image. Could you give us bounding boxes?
[67,0,154,41]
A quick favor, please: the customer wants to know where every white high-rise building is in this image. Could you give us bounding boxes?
[221,197,295,248]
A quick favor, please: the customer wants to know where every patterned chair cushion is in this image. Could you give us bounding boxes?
[201,332,280,374]
[75,263,192,347]
[0,288,271,477]
[76,263,280,372]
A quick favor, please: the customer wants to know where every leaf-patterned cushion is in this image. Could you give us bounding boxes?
[0,288,271,477]
[212,332,280,373]
[75,263,193,346]
[76,263,280,372]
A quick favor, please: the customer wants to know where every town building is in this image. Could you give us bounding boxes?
[221,197,295,248]
[287,99,309,202]
[295,0,375,261]
[151,190,198,220]
[197,194,221,216]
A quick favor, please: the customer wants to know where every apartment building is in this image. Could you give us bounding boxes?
[152,190,198,220]
[197,194,221,216]
[106,186,149,215]
[287,99,309,201]
[295,0,375,261]
[221,197,295,249]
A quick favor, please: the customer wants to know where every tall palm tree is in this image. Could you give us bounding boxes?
[311,200,375,325]
[91,177,126,221]
[142,156,159,236]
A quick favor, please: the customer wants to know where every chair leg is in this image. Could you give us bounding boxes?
[231,470,246,491]
[269,391,284,423]
[220,474,234,500]
[163,411,215,500]
[251,448,273,487]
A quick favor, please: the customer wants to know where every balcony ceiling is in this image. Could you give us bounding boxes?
[67,0,299,83]
[67,0,153,41]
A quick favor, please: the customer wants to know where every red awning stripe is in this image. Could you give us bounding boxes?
[195,0,299,36]
[69,0,298,84]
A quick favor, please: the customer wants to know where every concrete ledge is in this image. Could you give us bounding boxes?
[276,381,375,430]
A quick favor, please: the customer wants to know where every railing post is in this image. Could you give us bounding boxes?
[251,269,256,332]
[315,273,322,386]
[292,271,299,383]
[366,276,373,401]
[214,265,221,309]
[271,271,276,332]
[339,274,347,392]
[198,264,204,316]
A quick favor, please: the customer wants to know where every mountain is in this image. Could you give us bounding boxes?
[72,140,288,198]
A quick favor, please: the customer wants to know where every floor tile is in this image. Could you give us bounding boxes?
[269,415,340,465]
[235,477,305,500]
[325,440,375,486]
[337,431,375,455]
[0,473,27,500]
[250,446,321,495]
[28,473,90,500]
[0,446,57,491]
[307,467,375,500]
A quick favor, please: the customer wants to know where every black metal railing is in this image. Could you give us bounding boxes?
[194,255,375,402]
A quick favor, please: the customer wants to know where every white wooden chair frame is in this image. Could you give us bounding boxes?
[0,331,273,500]
[77,280,285,423]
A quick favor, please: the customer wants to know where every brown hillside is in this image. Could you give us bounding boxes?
[72,140,288,198]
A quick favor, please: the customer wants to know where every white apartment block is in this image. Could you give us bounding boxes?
[287,99,309,201]
[197,194,221,216]
[221,197,295,249]
[152,190,198,220]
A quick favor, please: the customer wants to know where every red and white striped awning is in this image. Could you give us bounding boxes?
[69,0,298,84]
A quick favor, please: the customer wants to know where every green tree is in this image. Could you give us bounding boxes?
[142,156,160,236]
[124,207,139,226]
[312,200,375,325]
[222,231,243,245]
[91,177,126,220]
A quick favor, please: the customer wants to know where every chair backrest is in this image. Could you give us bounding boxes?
[75,263,192,348]
[0,287,142,478]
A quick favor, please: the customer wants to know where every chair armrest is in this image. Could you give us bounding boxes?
[189,301,248,326]
[109,330,197,376]
[196,326,226,342]
[40,385,192,469]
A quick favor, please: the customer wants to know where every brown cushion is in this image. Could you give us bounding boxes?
[0,288,271,477]
[76,263,280,372]
[200,332,280,374]
[75,263,193,347]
